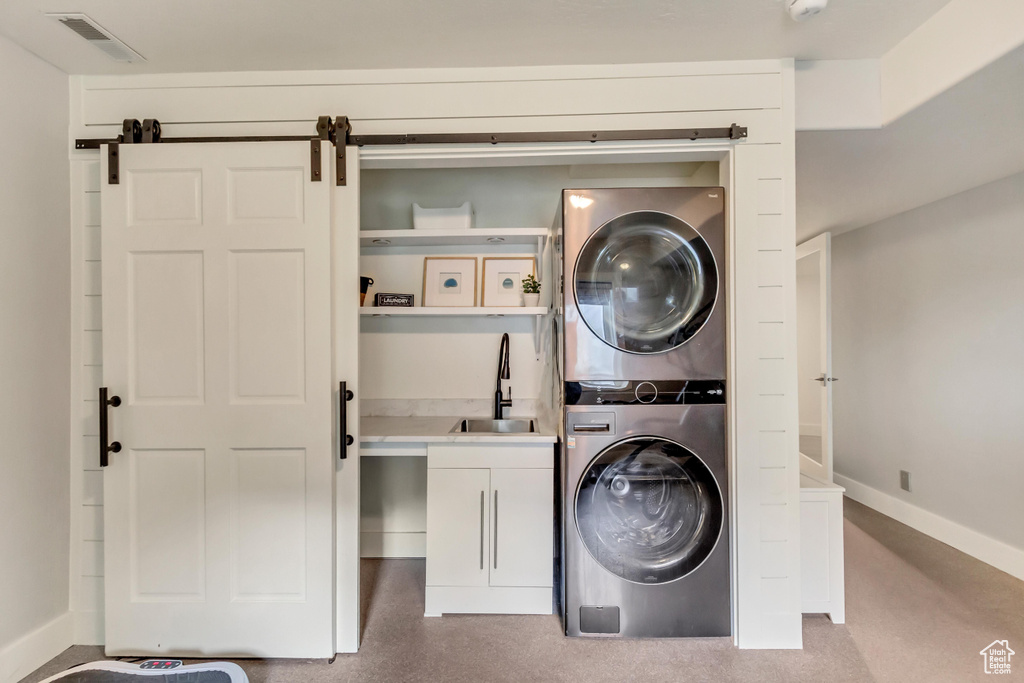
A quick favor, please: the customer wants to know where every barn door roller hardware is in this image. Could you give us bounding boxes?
[79,116,745,185]
[83,116,353,186]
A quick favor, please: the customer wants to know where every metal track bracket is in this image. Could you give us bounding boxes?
[107,143,119,184]
[311,139,322,182]
[333,116,350,187]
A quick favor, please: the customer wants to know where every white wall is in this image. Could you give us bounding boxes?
[0,35,73,682]
[832,171,1024,572]
[796,256,821,435]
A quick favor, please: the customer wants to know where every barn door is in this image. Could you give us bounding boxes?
[100,141,334,657]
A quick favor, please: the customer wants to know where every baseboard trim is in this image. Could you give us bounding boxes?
[799,424,822,438]
[73,610,104,647]
[359,531,425,559]
[835,473,1024,581]
[0,612,73,683]
[424,586,553,617]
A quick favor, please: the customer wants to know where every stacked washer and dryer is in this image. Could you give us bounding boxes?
[559,187,730,638]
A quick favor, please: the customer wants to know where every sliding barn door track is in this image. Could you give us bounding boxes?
[76,116,748,187]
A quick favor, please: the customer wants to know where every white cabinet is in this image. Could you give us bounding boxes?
[800,474,846,623]
[425,443,554,616]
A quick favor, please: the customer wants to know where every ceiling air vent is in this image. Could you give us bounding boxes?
[47,13,145,63]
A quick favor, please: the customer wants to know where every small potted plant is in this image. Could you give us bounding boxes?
[522,274,541,307]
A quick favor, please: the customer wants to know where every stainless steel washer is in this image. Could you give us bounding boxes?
[561,187,725,381]
[562,385,730,638]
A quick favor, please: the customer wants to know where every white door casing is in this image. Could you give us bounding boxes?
[333,145,361,654]
[796,232,833,482]
[100,141,334,657]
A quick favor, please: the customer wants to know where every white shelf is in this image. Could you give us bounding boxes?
[360,228,548,248]
[360,306,547,316]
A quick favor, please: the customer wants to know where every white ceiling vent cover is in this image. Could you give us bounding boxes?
[47,13,145,62]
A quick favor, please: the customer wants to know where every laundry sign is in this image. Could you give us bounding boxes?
[375,293,415,307]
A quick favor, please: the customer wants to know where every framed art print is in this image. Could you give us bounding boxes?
[422,257,478,307]
[481,257,536,307]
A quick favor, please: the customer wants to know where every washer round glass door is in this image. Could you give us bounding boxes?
[574,210,718,354]
[575,437,723,584]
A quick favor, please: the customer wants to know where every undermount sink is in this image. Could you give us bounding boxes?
[450,418,537,434]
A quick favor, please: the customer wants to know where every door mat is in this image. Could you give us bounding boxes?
[36,660,248,682]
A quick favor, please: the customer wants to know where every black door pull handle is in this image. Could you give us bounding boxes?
[99,387,121,467]
[339,381,354,459]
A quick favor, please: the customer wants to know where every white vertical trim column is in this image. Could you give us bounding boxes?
[732,60,802,649]
[69,157,105,645]
[334,146,362,653]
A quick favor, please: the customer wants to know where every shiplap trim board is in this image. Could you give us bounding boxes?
[67,58,801,650]
[69,158,104,646]
[0,612,73,683]
[835,474,1024,581]
[79,75,780,124]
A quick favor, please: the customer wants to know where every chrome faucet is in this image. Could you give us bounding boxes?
[494,333,512,419]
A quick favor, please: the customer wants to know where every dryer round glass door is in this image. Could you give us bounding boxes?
[573,210,718,354]
[575,437,723,584]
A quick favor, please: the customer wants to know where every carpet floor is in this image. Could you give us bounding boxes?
[21,499,1024,682]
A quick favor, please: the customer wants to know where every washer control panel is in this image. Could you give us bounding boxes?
[565,380,725,406]
[634,381,658,403]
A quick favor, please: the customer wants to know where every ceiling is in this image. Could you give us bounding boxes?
[795,42,1024,242]
[1,0,953,75]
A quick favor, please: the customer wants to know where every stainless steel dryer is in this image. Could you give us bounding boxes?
[562,381,730,638]
[561,187,725,381]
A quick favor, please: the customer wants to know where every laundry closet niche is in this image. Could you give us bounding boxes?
[357,158,721,560]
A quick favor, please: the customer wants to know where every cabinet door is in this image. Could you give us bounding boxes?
[489,468,554,588]
[426,468,490,587]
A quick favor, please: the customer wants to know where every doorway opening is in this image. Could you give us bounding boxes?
[796,233,834,482]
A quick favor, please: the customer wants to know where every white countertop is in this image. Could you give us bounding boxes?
[360,416,558,444]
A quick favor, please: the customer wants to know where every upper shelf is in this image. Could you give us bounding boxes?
[360,227,549,248]
[360,306,547,316]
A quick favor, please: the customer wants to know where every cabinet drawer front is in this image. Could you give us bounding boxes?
[426,468,490,587]
[428,443,554,469]
[490,468,555,588]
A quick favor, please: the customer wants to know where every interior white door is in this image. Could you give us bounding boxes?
[425,468,490,588]
[100,141,334,657]
[489,468,554,588]
[796,232,833,482]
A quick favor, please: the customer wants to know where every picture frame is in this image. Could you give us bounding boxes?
[481,257,536,307]
[422,257,478,307]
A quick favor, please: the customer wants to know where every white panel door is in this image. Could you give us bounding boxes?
[100,141,334,657]
[425,469,490,588]
[796,232,834,482]
[489,468,554,588]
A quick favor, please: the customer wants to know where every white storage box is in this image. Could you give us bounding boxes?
[413,202,473,230]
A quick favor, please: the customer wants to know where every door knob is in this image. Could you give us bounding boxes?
[815,375,838,383]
